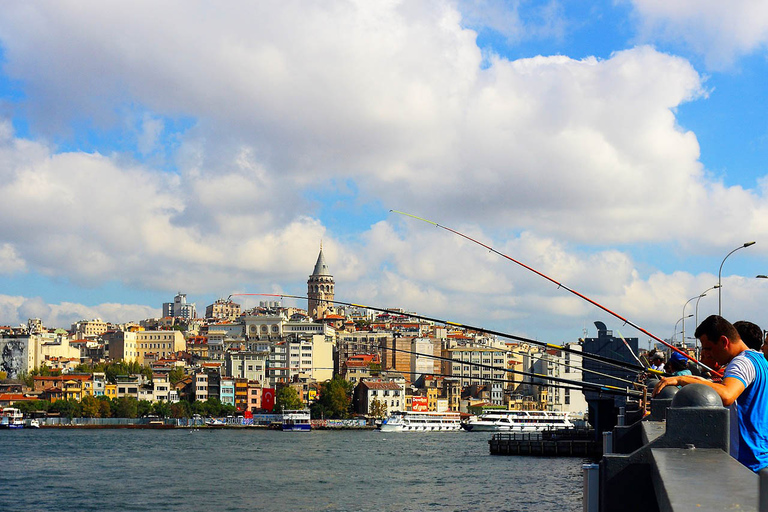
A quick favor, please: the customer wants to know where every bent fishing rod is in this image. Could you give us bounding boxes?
[377,340,643,397]
[230,292,644,375]
[380,370,639,398]
[390,210,718,376]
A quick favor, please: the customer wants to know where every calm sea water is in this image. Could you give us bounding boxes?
[1,428,586,511]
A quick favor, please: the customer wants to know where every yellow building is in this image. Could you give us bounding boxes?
[105,384,117,399]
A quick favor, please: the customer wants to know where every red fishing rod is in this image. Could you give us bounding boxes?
[390,209,719,376]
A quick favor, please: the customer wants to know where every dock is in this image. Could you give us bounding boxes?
[489,429,599,457]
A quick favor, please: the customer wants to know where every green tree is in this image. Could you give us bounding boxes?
[368,397,387,419]
[310,376,353,419]
[153,401,172,418]
[81,395,101,418]
[204,398,224,417]
[275,386,304,412]
[113,397,139,418]
[137,400,153,418]
[168,367,185,386]
[97,396,113,418]
[50,398,81,419]
[170,400,191,418]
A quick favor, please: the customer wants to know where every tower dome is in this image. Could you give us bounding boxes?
[307,244,334,319]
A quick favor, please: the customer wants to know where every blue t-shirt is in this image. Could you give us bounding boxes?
[725,350,768,472]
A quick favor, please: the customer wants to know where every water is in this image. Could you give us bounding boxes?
[1,429,586,511]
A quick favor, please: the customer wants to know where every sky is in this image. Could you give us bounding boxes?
[0,1,767,347]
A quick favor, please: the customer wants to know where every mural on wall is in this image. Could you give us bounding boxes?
[1,338,28,379]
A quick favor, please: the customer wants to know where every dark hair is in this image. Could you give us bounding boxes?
[734,320,763,351]
[694,315,739,344]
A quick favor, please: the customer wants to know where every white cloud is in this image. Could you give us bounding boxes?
[0,294,160,327]
[0,2,766,340]
[630,0,768,68]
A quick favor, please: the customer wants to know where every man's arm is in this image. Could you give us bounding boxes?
[653,376,745,406]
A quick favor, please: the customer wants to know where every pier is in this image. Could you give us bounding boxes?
[591,383,761,512]
[489,429,599,457]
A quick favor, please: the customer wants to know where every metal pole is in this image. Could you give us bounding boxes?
[602,431,613,454]
[583,463,600,512]
[719,242,756,316]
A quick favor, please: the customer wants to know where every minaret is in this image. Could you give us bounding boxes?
[307,243,334,319]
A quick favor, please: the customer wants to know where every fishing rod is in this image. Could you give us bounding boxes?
[390,209,718,376]
[379,339,643,397]
[233,292,642,396]
[230,292,644,374]
[378,369,639,398]
[527,351,638,386]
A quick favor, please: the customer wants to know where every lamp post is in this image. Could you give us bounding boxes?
[694,285,720,331]
[673,315,693,343]
[682,295,704,347]
[719,241,756,316]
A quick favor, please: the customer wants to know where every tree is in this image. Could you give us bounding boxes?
[137,400,153,418]
[170,400,191,418]
[50,398,81,419]
[168,367,185,386]
[275,386,304,412]
[368,397,387,419]
[97,396,113,418]
[81,395,101,418]
[153,401,172,418]
[310,376,353,419]
[113,397,138,418]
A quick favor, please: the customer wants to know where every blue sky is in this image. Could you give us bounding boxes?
[0,0,767,343]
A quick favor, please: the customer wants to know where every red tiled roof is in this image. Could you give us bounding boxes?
[361,380,402,390]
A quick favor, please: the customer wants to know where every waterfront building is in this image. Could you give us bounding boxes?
[245,380,262,413]
[341,354,379,385]
[442,346,507,389]
[0,332,81,379]
[104,330,138,362]
[220,378,235,406]
[225,351,267,383]
[152,373,173,402]
[33,374,92,394]
[205,299,242,322]
[234,378,248,411]
[135,330,186,364]
[194,372,209,402]
[307,245,334,320]
[336,331,391,367]
[115,375,144,400]
[381,335,414,383]
[354,379,404,416]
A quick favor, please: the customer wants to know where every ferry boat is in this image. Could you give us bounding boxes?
[0,407,24,429]
[462,409,574,432]
[281,409,311,432]
[379,411,462,432]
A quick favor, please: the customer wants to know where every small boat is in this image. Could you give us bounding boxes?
[205,418,226,426]
[281,409,311,432]
[0,408,24,429]
[379,411,462,432]
[462,409,574,432]
[28,419,40,429]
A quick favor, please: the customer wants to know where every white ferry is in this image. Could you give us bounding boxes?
[0,407,24,429]
[462,409,573,432]
[379,411,462,432]
[281,409,311,432]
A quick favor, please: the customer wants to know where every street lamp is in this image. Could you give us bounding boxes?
[695,285,720,330]
[718,241,756,316]
[682,295,704,346]
[673,314,693,343]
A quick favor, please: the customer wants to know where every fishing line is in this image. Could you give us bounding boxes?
[390,210,718,376]
[231,292,645,375]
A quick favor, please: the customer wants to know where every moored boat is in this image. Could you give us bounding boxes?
[281,409,311,431]
[0,407,25,429]
[379,411,462,432]
[462,409,573,432]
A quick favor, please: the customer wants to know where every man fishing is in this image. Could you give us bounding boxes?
[654,315,768,472]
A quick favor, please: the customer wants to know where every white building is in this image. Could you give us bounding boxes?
[163,292,197,320]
